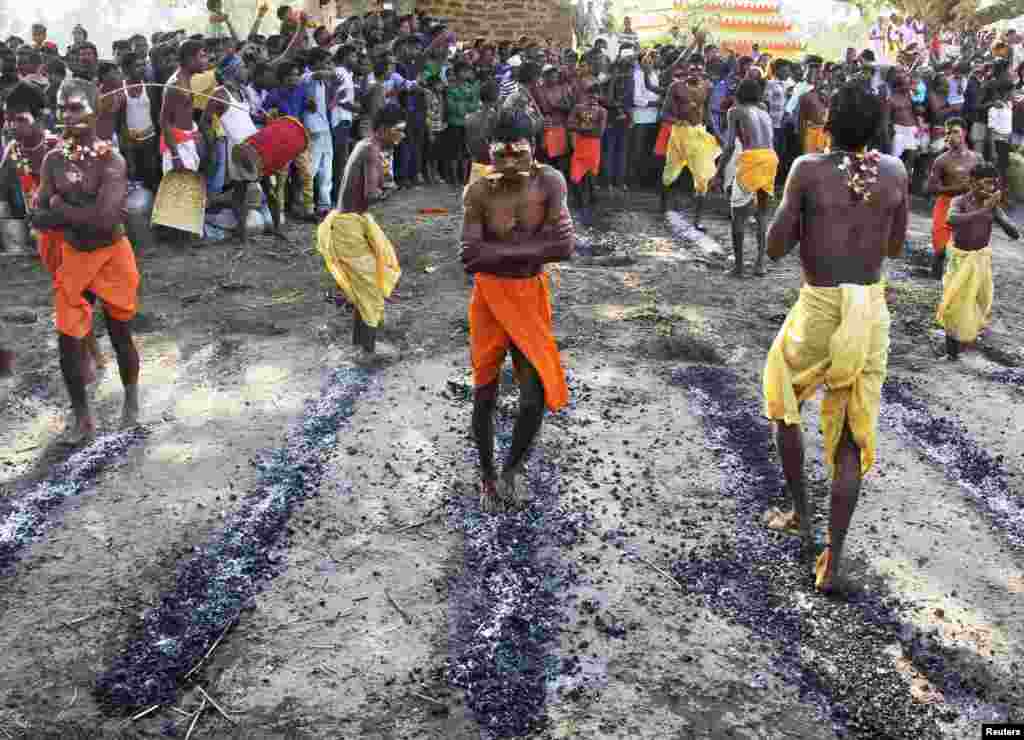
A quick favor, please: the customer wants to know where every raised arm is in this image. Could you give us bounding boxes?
[766,158,804,260]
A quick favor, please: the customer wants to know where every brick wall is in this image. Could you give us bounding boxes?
[325,0,574,47]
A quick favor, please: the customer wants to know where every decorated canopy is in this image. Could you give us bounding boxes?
[629,0,803,57]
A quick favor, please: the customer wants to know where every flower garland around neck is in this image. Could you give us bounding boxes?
[7,140,36,176]
[60,137,114,163]
[830,148,881,203]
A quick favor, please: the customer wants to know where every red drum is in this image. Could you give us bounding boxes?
[233,115,308,179]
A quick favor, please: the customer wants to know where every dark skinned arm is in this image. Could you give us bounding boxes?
[28,151,65,230]
[925,156,967,195]
[53,153,128,231]
[946,196,993,225]
[461,173,574,274]
[247,8,267,41]
[160,85,184,164]
[766,158,804,261]
[496,171,575,263]
[712,107,738,184]
[994,206,1021,240]
[888,182,909,258]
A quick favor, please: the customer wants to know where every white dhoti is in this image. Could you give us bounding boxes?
[160,125,202,174]
[891,124,919,159]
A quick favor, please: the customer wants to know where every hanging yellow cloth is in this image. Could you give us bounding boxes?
[763,283,891,476]
[662,122,721,193]
[316,211,401,328]
[936,244,993,343]
[736,148,780,197]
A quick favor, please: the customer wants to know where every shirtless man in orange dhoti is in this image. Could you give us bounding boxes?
[2,82,105,380]
[461,109,575,513]
[31,79,141,443]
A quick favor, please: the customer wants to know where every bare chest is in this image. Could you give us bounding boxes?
[481,184,548,239]
[53,156,103,202]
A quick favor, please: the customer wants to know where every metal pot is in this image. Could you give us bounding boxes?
[124,185,156,253]
[0,218,31,254]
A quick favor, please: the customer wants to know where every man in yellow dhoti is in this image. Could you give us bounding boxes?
[661,55,720,231]
[937,162,1020,359]
[318,105,406,358]
[762,84,909,595]
[711,79,780,277]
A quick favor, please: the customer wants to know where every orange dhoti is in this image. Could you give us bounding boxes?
[544,126,568,158]
[570,135,601,184]
[469,273,569,412]
[37,229,65,280]
[932,194,953,255]
[54,236,140,338]
[654,122,672,157]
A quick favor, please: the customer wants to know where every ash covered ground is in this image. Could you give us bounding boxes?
[0,185,1022,739]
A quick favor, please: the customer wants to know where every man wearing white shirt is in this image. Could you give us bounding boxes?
[304,49,336,218]
[630,50,660,186]
[332,45,359,201]
[988,81,1014,187]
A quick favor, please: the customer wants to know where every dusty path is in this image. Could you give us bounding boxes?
[0,184,1022,739]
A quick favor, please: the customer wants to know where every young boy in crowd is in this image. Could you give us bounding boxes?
[445,60,480,186]
[423,72,447,184]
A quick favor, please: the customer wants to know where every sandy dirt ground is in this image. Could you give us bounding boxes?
[0,183,1022,740]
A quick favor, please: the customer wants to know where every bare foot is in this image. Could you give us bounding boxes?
[120,402,140,429]
[815,545,835,594]
[762,507,802,536]
[59,415,97,446]
[498,474,529,511]
[479,480,504,514]
[121,385,140,429]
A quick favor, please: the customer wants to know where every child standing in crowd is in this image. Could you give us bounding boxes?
[445,60,480,186]
[423,72,447,184]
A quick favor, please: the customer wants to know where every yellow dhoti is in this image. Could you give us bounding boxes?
[936,244,993,343]
[737,149,779,197]
[662,123,721,193]
[763,283,890,476]
[802,123,831,155]
[316,211,401,328]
